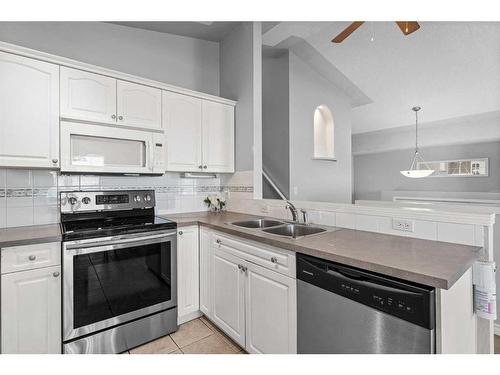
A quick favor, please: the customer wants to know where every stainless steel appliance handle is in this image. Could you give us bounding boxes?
[65,230,177,252]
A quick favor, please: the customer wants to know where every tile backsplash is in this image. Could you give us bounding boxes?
[0,169,252,229]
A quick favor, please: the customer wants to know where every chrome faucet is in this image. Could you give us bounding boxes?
[285,201,298,222]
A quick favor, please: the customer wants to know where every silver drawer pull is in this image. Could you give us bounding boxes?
[216,239,222,245]
[178,231,183,235]
[53,271,60,278]
[28,255,36,261]
[270,257,278,264]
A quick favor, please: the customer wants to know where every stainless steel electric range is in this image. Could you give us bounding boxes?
[60,190,178,354]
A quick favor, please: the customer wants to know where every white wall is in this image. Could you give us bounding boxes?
[288,51,353,203]
[352,111,500,155]
[219,22,257,172]
[0,21,220,95]
[262,52,290,199]
[353,140,500,201]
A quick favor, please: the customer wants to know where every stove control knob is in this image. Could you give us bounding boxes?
[69,197,78,205]
[82,197,91,204]
[145,194,152,202]
[134,195,141,202]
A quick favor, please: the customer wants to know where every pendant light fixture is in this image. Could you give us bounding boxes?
[400,106,434,178]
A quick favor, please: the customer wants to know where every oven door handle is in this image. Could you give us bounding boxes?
[64,230,177,253]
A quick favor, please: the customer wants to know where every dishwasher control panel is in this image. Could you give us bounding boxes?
[297,254,435,330]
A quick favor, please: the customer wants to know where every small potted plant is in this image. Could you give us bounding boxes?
[204,195,226,212]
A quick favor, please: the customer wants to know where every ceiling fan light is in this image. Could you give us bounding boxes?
[400,169,435,178]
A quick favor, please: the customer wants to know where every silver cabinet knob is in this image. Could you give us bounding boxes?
[198,165,203,169]
[53,271,60,278]
[111,114,116,120]
[178,231,183,235]
[216,239,222,244]
[28,255,36,261]
[118,115,124,121]
[203,165,208,169]
[241,265,248,273]
[52,158,58,164]
[270,257,278,264]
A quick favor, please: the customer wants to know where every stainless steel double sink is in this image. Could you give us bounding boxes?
[229,218,327,239]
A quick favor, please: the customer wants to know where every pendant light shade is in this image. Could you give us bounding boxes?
[400,106,434,178]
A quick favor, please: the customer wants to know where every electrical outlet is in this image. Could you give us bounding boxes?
[392,218,414,232]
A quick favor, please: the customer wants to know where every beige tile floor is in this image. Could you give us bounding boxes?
[127,316,245,354]
[127,320,500,354]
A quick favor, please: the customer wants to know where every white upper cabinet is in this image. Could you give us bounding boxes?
[117,80,162,130]
[163,90,235,173]
[202,100,235,173]
[60,67,117,124]
[61,67,163,131]
[0,51,59,168]
[163,90,203,171]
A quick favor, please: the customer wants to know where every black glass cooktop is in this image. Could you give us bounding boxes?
[61,208,177,241]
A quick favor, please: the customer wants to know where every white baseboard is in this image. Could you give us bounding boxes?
[178,310,202,325]
[495,323,500,336]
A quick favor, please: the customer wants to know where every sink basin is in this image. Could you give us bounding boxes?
[262,224,326,238]
[230,218,285,229]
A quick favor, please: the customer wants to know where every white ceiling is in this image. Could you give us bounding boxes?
[263,22,500,134]
[108,22,240,42]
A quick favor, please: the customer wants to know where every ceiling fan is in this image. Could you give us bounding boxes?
[331,21,420,43]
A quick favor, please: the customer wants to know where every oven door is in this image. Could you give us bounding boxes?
[62,230,177,341]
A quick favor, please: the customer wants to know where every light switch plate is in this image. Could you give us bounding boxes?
[392,218,414,232]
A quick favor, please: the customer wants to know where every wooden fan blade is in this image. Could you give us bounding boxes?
[395,21,420,35]
[331,21,364,43]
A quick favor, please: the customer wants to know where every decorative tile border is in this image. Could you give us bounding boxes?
[223,185,254,193]
[6,188,33,198]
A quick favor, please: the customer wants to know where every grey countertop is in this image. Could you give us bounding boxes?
[0,224,62,248]
[0,211,481,290]
[162,211,482,290]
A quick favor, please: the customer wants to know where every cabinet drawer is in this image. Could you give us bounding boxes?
[212,232,295,277]
[1,242,61,274]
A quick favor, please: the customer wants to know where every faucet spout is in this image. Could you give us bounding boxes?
[285,201,298,222]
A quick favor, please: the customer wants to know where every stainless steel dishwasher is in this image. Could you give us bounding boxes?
[297,254,435,354]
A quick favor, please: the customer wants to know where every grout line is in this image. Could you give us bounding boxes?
[169,334,181,350]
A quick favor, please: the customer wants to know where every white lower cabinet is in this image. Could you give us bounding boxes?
[212,248,246,347]
[205,230,297,353]
[199,227,213,316]
[177,226,201,324]
[1,265,61,354]
[245,262,297,354]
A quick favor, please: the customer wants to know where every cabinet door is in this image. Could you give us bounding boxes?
[117,80,162,130]
[245,262,297,354]
[177,226,200,324]
[0,52,59,168]
[1,265,61,354]
[212,248,246,347]
[201,101,234,173]
[199,228,212,317]
[60,67,117,124]
[163,90,203,172]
